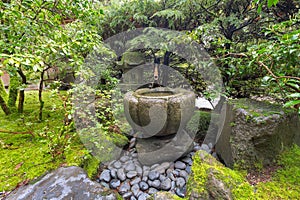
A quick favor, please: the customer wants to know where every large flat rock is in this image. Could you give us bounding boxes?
[215,99,300,169]
[6,166,119,200]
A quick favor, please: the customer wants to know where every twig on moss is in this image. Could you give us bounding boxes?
[0,129,34,137]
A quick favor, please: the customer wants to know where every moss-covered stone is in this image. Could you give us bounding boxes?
[117,51,145,68]
[186,110,211,141]
[186,150,254,200]
[81,155,101,178]
[215,98,300,169]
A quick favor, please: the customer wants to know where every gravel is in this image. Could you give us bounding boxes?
[95,138,215,199]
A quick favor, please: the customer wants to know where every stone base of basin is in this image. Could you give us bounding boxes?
[135,129,194,165]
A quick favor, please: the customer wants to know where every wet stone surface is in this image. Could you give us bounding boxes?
[97,138,215,199]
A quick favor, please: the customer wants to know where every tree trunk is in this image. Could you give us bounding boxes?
[0,79,7,100]
[0,94,10,115]
[7,75,19,108]
[39,70,45,121]
[17,69,27,113]
[18,90,25,113]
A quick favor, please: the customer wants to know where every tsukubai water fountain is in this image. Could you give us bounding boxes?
[123,65,196,165]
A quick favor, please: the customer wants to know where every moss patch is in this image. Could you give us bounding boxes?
[0,91,87,191]
[186,146,300,199]
[255,144,300,199]
[186,110,211,141]
[187,151,254,199]
[229,98,294,118]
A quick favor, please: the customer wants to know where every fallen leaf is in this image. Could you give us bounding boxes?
[15,162,24,170]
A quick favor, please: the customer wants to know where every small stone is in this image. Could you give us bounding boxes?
[108,160,116,170]
[125,163,136,172]
[179,170,189,181]
[131,153,138,158]
[120,155,130,163]
[175,186,186,198]
[167,171,176,181]
[186,165,192,174]
[189,152,195,157]
[143,166,150,171]
[139,181,149,191]
[212,152,218,158]
[159,174,167,182]
[153,162,170,174]
[123,191,133,198]
[119,181,131,194]
[208,142,213,149]
[175,161,186,170]
[136,165,143,176]
[147,180,153,186]
[160,178,172,190]
[100,181,110,188]
[130,177,141,185]
[135,191,143,198]
[176,177,186,188]
[150,180,161,189]
[166,168,172,174]
[148,187,158,195]
[142,176,148,182]
[129,138,136,149]
[172,170,180,177]
[127,171,138,179]
[150,163,160,170]
[130,196,137,200]
[138,192,150,200]
[131,184,140,197]
[110,168,117,179]
[113,161,122,169]
[171,181,176,190]
[193,145,201,151]
[143,170,149,177]
[109,179,120,189]
[169,162,175,170]
[148,171,160,180]
[117,168,126,181]
[100,170,111,182]
[200,144,210,151]
[181,156,193,165]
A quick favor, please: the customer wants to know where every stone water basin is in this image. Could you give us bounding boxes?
[124,87,195,137]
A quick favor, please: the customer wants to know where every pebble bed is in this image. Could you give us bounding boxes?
[96,138,215,200]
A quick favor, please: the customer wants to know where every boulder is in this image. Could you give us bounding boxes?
[135,129,194,165]
[6,166,119,200]
[187,150,254,200]
[215,98,300,169]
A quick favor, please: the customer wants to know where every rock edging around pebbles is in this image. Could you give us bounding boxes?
[5,166,119,200]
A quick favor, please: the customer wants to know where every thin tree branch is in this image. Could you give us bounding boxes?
[258,61,300,81]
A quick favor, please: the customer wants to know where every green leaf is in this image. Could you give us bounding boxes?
[284,100,300,108]
[33,64,40,72]
[257,4,262,14]
[287,93,300,98]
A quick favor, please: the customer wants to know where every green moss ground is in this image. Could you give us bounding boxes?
[0,91,88,192]
[187,145,300,199]
[255,145,300,199]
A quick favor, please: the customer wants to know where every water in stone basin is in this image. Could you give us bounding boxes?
[97,138,216,199]
[140,91,174,97]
